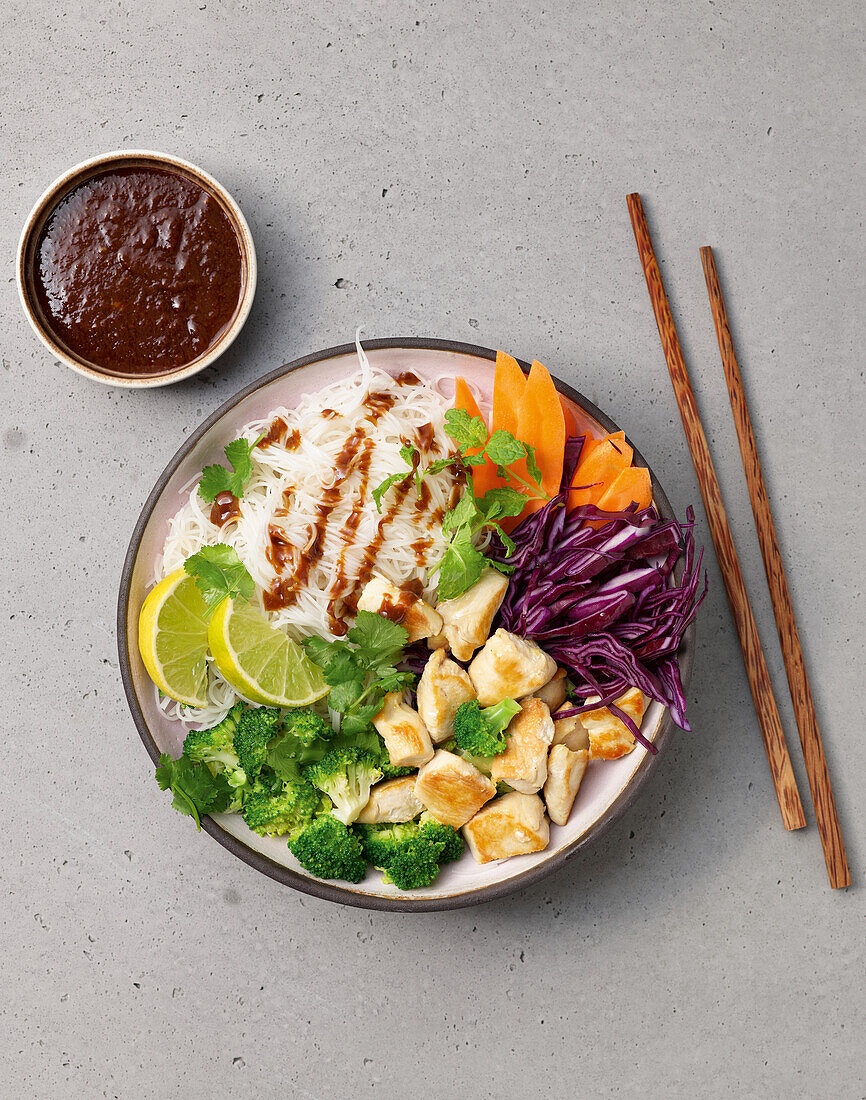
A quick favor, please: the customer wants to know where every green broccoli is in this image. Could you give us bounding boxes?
[355,817,465,890]
[287,815,367,882]
[304,747,383,825]
[282,707,334,747]
[233,706,281,780]
[418,813,464,864]
[242,778,321,838]
[452,698,521,757]
[183,703,247,788]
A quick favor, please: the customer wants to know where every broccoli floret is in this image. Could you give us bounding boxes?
[355,821,418,868]
[233,706,281,780]
[304,747,383,825]
[452,698,521,757]
[288,815,367,882]
[282,707,334,747]
[183,703,247,787]
[418,814,465,864]
[355,817,464,891]
[242,778,321,837]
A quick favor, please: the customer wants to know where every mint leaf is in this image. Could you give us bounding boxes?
[524,442,543,487]
[442,492,481,535]
[444,408,488,451]
[155,753,232,830]
[438,531,487,599]
[184,544,255,614]
[484,429,526,466]
[399,443,420,467]
[478,486,527,520]
[372,472,406,513]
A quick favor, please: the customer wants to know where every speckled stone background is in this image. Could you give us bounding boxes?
[3,2,864,1097]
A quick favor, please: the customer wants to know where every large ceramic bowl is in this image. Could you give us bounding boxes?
[118,338,695,911]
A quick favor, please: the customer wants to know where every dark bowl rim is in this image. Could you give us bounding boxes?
[117,336,695,912]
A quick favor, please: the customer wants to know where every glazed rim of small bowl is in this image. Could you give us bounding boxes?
[117,337,695,912]
[16,148,257,389]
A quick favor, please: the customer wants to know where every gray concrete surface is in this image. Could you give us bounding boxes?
[2,2,864,1097]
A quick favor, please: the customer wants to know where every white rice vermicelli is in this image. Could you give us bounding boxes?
[155,341,486,728]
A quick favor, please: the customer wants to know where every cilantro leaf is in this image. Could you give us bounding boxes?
[154,753,232,830]
[198,464,234,503]
[347,611,409,667]
[327,679,368,714]
[484,429,526,467]
[300,612,412,735]
[438,530,488,599]
[183,544,255,614]
[444,408,488,451]
[197,435,262,503]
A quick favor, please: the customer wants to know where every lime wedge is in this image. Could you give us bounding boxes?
[138,569,210,708]
[208,598,329,707]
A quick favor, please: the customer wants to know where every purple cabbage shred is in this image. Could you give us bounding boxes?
[488,467,707,748]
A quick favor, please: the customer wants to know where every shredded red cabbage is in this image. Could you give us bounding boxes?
[488,440,706,751]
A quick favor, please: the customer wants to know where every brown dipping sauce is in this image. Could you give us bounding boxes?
[34,166,243,375]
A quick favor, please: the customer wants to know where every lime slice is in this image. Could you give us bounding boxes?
[138,569,210,707]
[208,598,329,707]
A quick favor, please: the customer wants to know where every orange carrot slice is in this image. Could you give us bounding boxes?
[511,359,566,523]
[569,437,633,508]
[580,430,626,466]
[492,351,526,436]
[596,466,652,513]
[453,376,500,497]
[454,376,484,422]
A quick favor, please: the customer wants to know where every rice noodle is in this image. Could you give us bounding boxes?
[156,339,485,728]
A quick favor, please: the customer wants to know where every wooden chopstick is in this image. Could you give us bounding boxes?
[700,246,850,887]
[626,193,806,831]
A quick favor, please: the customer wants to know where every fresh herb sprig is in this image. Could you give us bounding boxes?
[198,435,264,503]
[154,753,233,830]
[301,611,415,735]
[184,544,255,614]
[372,410,549,599]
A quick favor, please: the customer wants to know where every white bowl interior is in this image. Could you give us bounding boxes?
[124,346,668,902]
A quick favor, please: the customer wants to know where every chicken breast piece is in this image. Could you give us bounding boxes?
[416,648,477,744]
[356,573,443,643]
[462,792,550,864]
[543,745,589,826]
[468,628,557,706]
[414,749,496,828]
[372,692,434,768]
[581,687,646,759]
[530,667,567,711]
[356,777,425,824]
[437,569,509,662]
[551,703,590,752]
[489,697,555,793]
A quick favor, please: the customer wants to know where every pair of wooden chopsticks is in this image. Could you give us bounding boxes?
[626,193,850,889]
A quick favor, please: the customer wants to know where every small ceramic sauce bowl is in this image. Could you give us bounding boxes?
[17,149,257,388]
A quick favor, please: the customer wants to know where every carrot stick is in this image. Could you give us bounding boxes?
[580,429,625,466]
[569,437,633,507]
[596,465,652,512]
[511,359,566,522]
[453,376,501,496]
[492,351,527,436]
